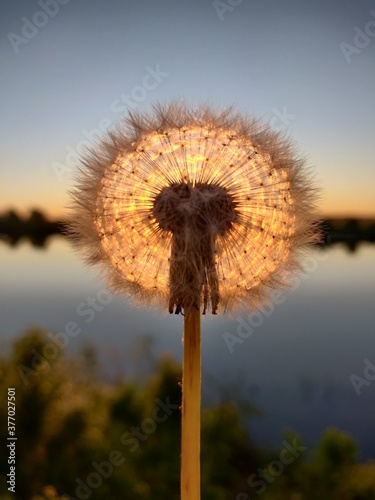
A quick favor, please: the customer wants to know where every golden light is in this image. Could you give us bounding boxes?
[70,104,318,314]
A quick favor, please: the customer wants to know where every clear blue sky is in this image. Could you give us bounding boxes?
[1,0,374,217]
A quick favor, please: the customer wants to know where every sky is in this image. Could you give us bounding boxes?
[1,0,374,218]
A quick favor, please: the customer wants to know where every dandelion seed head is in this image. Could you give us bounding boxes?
[68,102,320,314]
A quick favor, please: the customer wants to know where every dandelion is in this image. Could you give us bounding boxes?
[68,102,320,499]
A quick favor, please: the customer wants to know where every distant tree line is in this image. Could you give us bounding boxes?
[0,210,64,247]
[1,209,375,251]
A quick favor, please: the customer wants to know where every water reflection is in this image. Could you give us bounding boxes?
[1,209,375,252]
[1,230,375,458]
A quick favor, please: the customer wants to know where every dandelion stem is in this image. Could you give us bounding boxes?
[181,307,201,500]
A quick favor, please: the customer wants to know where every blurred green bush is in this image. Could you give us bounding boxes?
[0,328,374,500]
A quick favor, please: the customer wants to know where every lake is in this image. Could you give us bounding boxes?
[1,237,374,460]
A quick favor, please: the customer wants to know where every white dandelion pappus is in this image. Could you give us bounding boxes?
[68,103,319,315]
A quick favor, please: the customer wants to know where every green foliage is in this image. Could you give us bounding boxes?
[234,430,375,500]
[0,328,375,500]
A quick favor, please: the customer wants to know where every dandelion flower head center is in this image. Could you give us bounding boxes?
[153,181,238,314]
[153,182,237,235]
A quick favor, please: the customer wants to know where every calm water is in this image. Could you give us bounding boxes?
[1,237,375,459]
